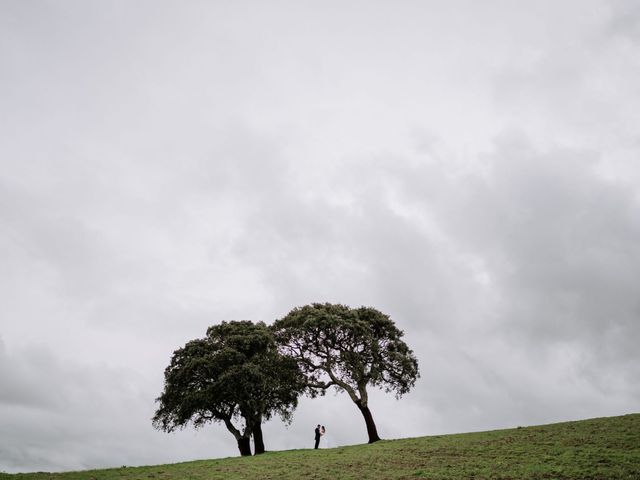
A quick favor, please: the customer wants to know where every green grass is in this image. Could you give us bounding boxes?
[3,414,639,479]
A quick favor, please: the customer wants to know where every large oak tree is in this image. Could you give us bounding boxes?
[272,303,420,443]
[153,321,304,456]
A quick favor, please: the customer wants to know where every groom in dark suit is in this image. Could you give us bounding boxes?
[314,425,321,449]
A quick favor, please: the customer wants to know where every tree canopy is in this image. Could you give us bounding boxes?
[152,320,305,455]
[272,303,420,443]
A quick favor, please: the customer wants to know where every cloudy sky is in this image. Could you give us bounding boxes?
[2,0,640,473]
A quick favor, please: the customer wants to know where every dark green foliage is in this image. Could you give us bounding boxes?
[152,321,305,456]
[272,303,420,443]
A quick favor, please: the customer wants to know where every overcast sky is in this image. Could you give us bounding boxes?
[1,0,640,473]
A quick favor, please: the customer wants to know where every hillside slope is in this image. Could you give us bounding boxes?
[3,413,639,479]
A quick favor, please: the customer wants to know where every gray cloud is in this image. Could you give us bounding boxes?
[1,0,639,473]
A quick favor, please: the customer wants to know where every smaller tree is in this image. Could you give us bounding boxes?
[273,303,420,443]
[153,321,304,456]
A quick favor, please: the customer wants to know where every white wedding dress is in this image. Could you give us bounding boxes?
[320,432,331,448]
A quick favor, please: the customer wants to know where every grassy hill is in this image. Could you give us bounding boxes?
[3,414,639,480]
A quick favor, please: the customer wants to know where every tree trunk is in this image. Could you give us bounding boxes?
[356,401,381,443]
[236,436,252,456]
[252,422,265,455]
[222,416,253,456]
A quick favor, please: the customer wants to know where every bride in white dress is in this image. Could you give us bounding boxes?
[319,426,331,448]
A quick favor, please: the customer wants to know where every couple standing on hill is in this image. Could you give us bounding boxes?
[314,425,329,449]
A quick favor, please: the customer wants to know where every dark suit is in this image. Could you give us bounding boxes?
[314,426,321,449]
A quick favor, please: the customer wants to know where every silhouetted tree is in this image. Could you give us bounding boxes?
[273,303,420,443]
[153,321,304,456]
